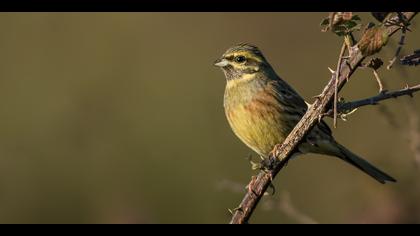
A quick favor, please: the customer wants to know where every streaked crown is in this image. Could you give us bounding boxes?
[223,43,267,62]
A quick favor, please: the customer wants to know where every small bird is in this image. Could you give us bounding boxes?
[214,43,396,184]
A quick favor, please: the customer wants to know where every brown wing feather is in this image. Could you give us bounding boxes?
[269,76,333,137]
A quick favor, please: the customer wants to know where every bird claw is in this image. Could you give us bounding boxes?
[260,154,279,171]
[247,155,262,170]
[264,182,276,196]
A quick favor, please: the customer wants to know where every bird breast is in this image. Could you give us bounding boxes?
[224,78,290,157]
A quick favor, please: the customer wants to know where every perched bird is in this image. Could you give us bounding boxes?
[214,43,396,184]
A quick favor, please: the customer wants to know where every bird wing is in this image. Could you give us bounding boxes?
[270,76,333,137]
[269,77,308,116]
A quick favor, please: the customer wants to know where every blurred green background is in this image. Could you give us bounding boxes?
[0,13,419,224]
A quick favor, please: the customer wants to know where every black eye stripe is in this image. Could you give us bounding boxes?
[224,55,261,67]
[225,55,234,61]
[234,56,246,63]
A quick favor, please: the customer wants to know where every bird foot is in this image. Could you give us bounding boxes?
[260,154,280,171]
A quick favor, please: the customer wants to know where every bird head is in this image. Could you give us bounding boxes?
[214,43,272,80]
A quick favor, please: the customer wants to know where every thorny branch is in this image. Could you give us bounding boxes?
[401,49,420,66]
[324,84,420,118]
[387,12,410,70]
[229,12,418,224]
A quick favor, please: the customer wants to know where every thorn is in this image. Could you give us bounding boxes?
[228,208,233,215]
[328,67,336,74]
[318,114,324,123]
[228,206,243,215]
[312,94,322,99]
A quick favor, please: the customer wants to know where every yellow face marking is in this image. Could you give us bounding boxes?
[226,73,256,89]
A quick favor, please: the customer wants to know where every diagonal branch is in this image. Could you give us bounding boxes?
[229,12,418,224]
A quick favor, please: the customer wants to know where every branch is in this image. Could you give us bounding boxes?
[324,84,420,117]
[400,49,420,66]
[229,12,418,224]
[387,12,409,70]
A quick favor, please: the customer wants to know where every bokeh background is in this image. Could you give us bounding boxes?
[0,12,419,224]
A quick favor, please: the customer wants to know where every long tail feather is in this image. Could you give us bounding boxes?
[335,142,396,184]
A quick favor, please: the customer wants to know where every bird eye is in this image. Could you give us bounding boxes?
[234,56,246,63]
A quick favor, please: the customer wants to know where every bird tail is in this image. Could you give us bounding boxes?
[332,142,396,184]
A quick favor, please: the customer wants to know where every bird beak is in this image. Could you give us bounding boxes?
[214,58,229,67]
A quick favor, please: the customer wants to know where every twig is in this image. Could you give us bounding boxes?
[229,12,417,224]
[387,13,409,70]
[373,70,385,93]
[362,58,386,93]
[324,84,420,116]
[400,49,420,66]
[334,42,348,128]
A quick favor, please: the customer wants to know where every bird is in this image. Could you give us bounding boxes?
[214,43,396,184]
